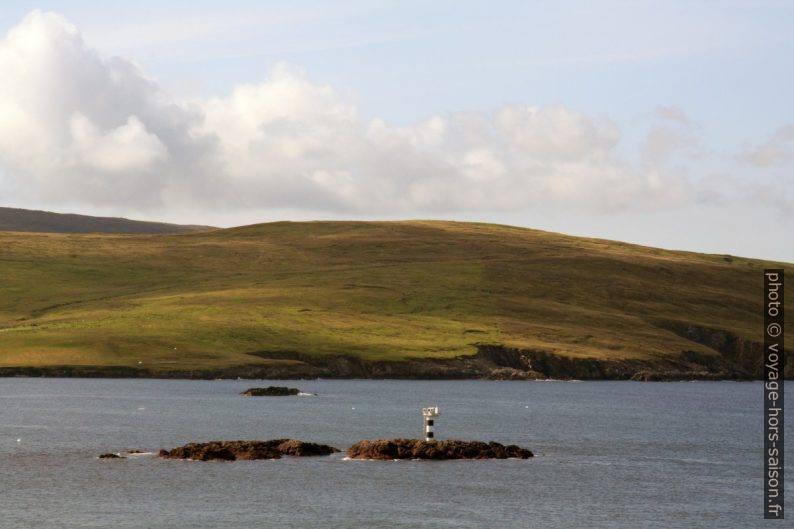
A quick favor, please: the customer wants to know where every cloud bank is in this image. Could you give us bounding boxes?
[740,126,794,167]
[0,10,773,218]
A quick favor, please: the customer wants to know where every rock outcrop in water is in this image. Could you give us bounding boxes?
[241,386,302,396]
[158,439,339,461]
[98,450,149,459]
[347,438,533,460]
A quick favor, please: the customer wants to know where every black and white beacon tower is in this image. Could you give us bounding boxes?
[422,406,440,441]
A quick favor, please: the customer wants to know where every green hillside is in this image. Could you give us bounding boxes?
[0,220,790,377]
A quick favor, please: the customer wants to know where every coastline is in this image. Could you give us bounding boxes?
[1,342,788,381]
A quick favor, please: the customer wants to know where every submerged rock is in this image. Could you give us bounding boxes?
[241,386,301,396]
[347,438,533,460]
[98,453,123,459]
[158,440,339,461]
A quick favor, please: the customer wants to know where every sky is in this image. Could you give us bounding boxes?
[0,1,791,261]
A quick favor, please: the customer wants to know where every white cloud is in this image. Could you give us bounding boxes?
[69,113,168,172]
[494,105,619,162]
[0,10,693,216]
[641,127,694,165]
[740,126,794,167]
[642,105,705,166]
[655,105,690,126]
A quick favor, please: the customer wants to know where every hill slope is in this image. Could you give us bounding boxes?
[0,207,213,234]
[0,220,789,379]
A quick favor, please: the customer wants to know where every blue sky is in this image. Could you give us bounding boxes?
[0,1,791,260]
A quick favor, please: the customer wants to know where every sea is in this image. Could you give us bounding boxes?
[0,379,787,528]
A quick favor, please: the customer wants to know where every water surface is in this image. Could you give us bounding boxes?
[0,379,784,528]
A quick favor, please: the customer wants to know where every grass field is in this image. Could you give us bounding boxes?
[0,220,790,373]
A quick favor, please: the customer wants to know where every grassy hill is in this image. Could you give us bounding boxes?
[0,220,790,378]
[0,206,213,234]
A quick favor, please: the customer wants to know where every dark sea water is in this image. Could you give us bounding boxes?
[0,379,787,528]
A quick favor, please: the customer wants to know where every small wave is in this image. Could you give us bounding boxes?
[297,392,316,397]
[676,458,713,465]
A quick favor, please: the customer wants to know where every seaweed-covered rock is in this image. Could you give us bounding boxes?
[347,438,533,460]
[158,439,339,461]
[241,386,301,396]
